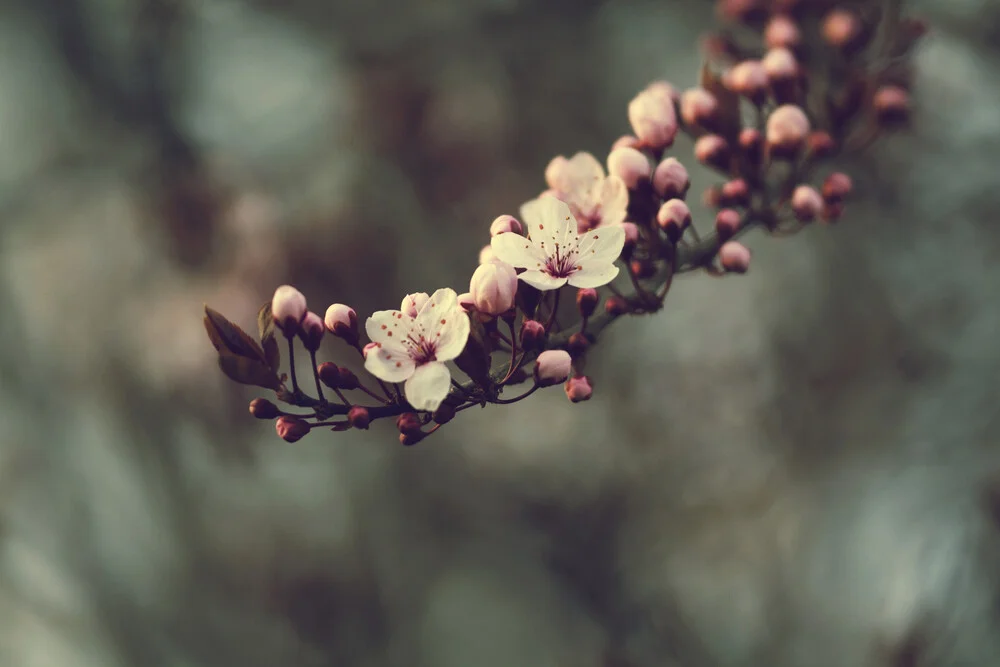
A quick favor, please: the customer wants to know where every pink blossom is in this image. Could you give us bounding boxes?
[535,349,572,386]
[469,260,518,316]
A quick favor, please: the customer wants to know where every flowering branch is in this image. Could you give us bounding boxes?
[204,0,925,445]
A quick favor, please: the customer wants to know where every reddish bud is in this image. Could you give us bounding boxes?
[275,416,310,443]
[298,311,325,351]
[822,9,861,50]
[490,214,522,237]
[628,84,679,149]
[766,105,810,158]
[272,285,307,335]
[726,60,768,102]
[324,303,358,342]
[720,179,750,208]
[396,412,423,435]
[822,201,845,223]
[317,362,340,389]
[520,319,546,351]
[535,350,572,387]
[630,259,656,279]
[765,15,800,50]
[807,131,837,160]
[470,260,518,316]
[738,128,763,165]
[607,146,652,188]
[576,288,599,318]
[567,332,589,359]
[605,296,628,317]
[694,134,730,171]
[249,398,280,420]
[432,403,456,425]
[564,376,593,403]
[400,431,426,446]
[337,366,360,390]
[657,199,692,242]
[719,241,751,273]
[822,172,853,204]
[715,209,741,240]
[792,185,823,222]
[652,157,690,199]
[681,88,719,128]
[873,85,910,126]
[348,405,371,429]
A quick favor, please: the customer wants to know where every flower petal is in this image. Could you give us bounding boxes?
[522,196,579,263]
[404,362,452,412]
[556,152,605,202]
[518,269,568,291]
[597,175,629,227]
[415,288,470,362]
[366,309,410,345]
[576,224,626,264]
[491,231,546,269]
[568,264,620,288]
[364,343,417,382]
[400,292,429,318]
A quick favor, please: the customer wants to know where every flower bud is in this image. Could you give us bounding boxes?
[765,14,800,49]
[763,47,798,83]
[576,288,599,319]
[652,157,690,199]
[534,350,572,387]
[645,80,680,104]
[822,9,860,50]
[822,172,853,204]
[544,156,569,191]
[337,366,360,390]
[400,431,426,446]
[564,376,593,403]
[630,259,655,279]
[324,303,358,342]
[822,201,845,223]
[298,311,325,351]
[317,362,340,389]
[621,222,640,256]
[362,342,378,359]
[791,185,823,222]
[680,88,719,128]
[567,332,589,359]
[433,403,456,425]
[401,292,429,318]
[715,209,741,240]
[607,147,651,189]
[766,105,810,158]
[396,412,422,435]
[612,135,642,152]
[657,199,691,242]
[873,85,910,125]
[348,405,371,429]
[490,214,522,237]
[249,398,280,420]
[272,285,307,335]
[720,179,750,208]
[478,245,496,264]
[726,60,768,102]
[457,292,476,313]
[719,241,751,274]
[605,296,628,317]
[469,260,518,316]
[275,416,310,443]
[738,128,763,165]
[694,134,730,171]
[628,86,679,149]
[519,319,546,351]
[807,131,837,160]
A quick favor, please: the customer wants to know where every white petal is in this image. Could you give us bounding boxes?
[519,269,568,291]
[491,231,546,269]
[404,362,452,412]
[366,309,411,345]
[416,288,470,362]
[576,224,626,263]
[364,343,416,382]
[413,288,457,334]
[568,264,620,288]
[557,152,605,201]
[597,176,629,227]
[519,196,576,254]
[400,292,429,318]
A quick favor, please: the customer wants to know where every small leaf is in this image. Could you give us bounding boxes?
[700,61,742,143]
[453,313,493,390]
[218,354,282,390]
[204,306,267,362]
[257,302,281,372]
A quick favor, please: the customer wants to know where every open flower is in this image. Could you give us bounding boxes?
[364,288,470,412]
[491,196,624,291]
[545,152,628,232]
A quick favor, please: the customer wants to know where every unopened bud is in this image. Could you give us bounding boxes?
[564,376,593,403]
[652,157,690,199]
[324,303,358,342]
[490,214,522,237]
[822,172,853,204]
[766,105,810,158]
[348,405,371,429]
[726,60,768,102]
[567,332,589,359]
[479,245,496,264]
[317,362,340,389]
[657,199,692,242]
[298,311,325,351]
[576,288,599,318]
[628,85,679,149]
[807,131,837,160]
[272,285,307,335]
[738,128,763,165]
[337,366,360,390]
[822,201,845,223]
[765,14,800,49]
[400,292,429,318]
[791,185,823,222]
[469,260,518,316]
[715,209,741,240]
[605,296,628,317]
[762,47,799,103]
[535,350,572,387]
[519,319,546,351]
[822,9,861,50]
[681,88,719,128]
[720,179,750,208]
[873,85,910,126]
[432,403,456,425]
[621,222,640,257]
[612,135,643,151]
[400,431,426,446]
[719,241,751,273]
[276,416,310,443]
[396,412,422,435]
[249,398,280,420]
[694,134,730,171]
[607,147,651,189]
[630,259,655,279]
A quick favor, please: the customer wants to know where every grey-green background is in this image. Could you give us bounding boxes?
[2,0,1000,665]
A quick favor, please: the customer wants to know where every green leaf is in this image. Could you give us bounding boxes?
[204,305,267,363]
[218,354,282,390]
[256,302,281,373]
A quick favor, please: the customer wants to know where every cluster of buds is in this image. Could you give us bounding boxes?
[204,0,924,445]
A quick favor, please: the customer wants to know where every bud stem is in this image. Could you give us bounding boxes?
[494,383,540,405]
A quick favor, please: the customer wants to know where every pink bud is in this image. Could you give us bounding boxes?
[336,366,360,390]
[719,241,751,273]
[396,412,422,435]
[347,405,370,430]
[680,88,718,127]
[763,47,798,82]
[738,128,763,165]
[807,131,837,160]
[765,14,801,49]
[656,199,691,241]
[490,214,522,237]
[652,157,690,199]
[433,403,456,425]
[873,85,910,125]
[628,86,679,149]
[611,135,643,151]
[622,221,640,246]
[298,311,325,351]
[822,9,860,49]
[272,285,307,335]
[645,80,680,104]
[715,209,741,239]
[324,303,358,341]
[791,185,823,222]
[720,179,750,207]
[606,146,651,189]
[726,60,768,101]
[469,261,518,316]
[576,288,598,318]
[401,292,429,318]
[564,376,593,403]
[362,342,378,359]
[275,416,310,443]
[694,134,730,171]
[479,244,496,264]
[534,350,572,387]
[605,296,628,317]
[544,156,569,191]
[766,105,810,156]
[249,398,280,420]
[822,172,853,204]
[520,319,546,351]
[317,362,340,389]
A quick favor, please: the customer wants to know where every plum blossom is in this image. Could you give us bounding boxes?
[491,196,624,291]
[364,288,470,412]
[544,152,628,232]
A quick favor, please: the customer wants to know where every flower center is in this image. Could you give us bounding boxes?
[544,242,580,278]
[405,334,437,365]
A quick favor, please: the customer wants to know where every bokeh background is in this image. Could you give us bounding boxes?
[2,0,1000,665]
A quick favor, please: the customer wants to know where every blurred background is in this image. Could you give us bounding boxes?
[2,0,1000,665]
